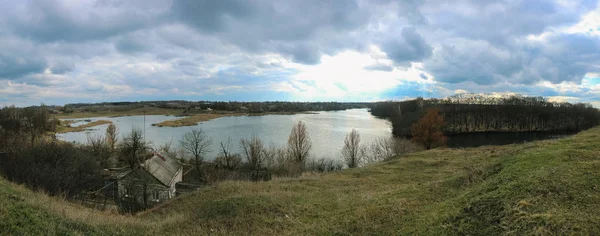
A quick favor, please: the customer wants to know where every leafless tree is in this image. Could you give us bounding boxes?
[364,137,394,164]
[364,137,420,164]
[120,128,149,169]
[239,135,267,171]
[215,137,242,169]
[287,121,312,165]
[159,139,180,160]
[87,133,112,168]
[105,123,118,150]
[180,128,213,181]
[342,129,364,168]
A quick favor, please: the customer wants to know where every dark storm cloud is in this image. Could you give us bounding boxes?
[0,37,48,79]
[424,33,600,85]
[114,34,153,54]
[0,55,47,79]
[5,0,169,43]
[426,0,597,44]
[381,27,433,67]
[49,61,75,74]
[169,0,373,64]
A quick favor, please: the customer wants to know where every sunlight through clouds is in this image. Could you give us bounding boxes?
[0,0,598,106]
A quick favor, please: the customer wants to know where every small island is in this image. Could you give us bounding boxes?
[56,120,113,133]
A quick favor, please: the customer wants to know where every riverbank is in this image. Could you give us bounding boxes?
[3,126,600,234]
[152,113,244,127]
[152,111,318,127]
[56,120,113,133]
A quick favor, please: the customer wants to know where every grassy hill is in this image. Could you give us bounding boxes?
[2,127,600,235]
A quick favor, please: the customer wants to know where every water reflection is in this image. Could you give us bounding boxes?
[57,109,393,160]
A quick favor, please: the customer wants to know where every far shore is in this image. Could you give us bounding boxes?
[55,107,185,119]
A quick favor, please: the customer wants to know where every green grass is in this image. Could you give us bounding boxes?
[2,127,600,235]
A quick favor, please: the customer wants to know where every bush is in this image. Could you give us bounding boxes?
[305,158,343,172]
[0,141,104,197]
[364,137,422,164]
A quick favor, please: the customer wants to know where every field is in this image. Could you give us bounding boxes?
[2,127,600,235]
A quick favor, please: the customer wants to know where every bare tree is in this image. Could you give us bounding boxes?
[342,129,364,168]
[364,137,420,164]
[364,137,394,164]
[239,135,267,171]
[105,123,118,150]
[87,133,112,168]
[287,121,312,166]
[120,128,149,169]
[215,137,242,169]
[180,128,213,181]
[159,139,180,160]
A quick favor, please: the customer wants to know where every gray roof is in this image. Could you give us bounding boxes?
[143,153,183,187]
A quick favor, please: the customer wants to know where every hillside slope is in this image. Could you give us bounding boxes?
[2,127,600,235]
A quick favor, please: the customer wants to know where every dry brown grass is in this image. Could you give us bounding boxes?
[56,120,113,133]
[153,111,314,127]
[152,113,244,127]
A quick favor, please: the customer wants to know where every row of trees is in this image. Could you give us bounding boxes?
[62,101,370,114]
[171,120,422,181]
[82,118,419,184]
[370,94,600,137]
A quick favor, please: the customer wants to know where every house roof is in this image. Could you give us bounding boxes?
[143,152,183,187]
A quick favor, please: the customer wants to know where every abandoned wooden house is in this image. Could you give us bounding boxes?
[101,152,183,212]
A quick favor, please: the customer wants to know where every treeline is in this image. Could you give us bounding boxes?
[61,101,370,114]
[370,94,600,136]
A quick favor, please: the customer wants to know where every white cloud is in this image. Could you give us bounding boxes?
[0,0,598,106]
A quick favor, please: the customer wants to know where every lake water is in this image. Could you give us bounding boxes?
[57,109,392,160]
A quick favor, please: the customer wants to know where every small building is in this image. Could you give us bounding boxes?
[105,152,183,212]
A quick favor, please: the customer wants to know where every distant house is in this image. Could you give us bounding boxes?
[105,152,183,212]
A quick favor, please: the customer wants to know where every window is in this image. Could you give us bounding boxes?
[152,191,160,202]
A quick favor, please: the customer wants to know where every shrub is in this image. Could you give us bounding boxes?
[411,108,447,150]
[0,141,104,197]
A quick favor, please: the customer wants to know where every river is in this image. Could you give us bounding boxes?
[57,109,393,160]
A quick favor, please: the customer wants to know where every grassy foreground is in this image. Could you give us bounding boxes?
[2,127,600,235]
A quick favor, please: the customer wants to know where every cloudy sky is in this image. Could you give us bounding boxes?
[1,0,600,107]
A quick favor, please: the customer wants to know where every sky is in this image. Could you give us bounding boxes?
[1,0,600,107]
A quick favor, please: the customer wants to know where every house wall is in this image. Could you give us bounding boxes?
[168,167,183,198]
[116,170,171,209]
